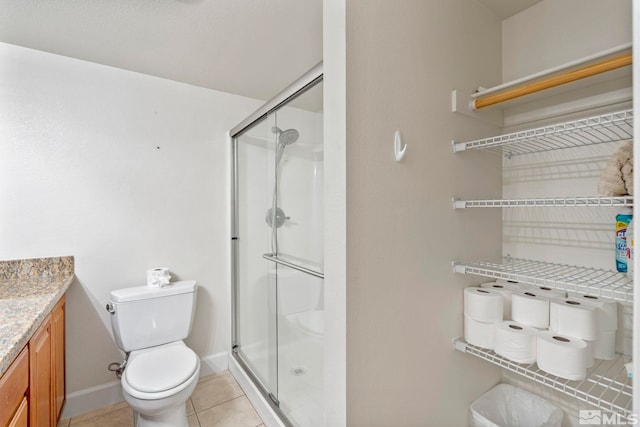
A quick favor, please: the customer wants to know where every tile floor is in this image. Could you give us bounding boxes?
[58,371,265,427]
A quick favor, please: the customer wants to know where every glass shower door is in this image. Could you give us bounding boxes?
[270,82,324,427]
[234,116,279,398]
[232,75,324,427]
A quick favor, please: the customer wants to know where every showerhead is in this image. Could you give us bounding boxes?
[272,126,299,146]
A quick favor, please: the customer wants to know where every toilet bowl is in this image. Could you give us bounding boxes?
[121,341,200,427]
[107,280,200,427]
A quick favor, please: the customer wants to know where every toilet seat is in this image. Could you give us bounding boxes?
[122,342,200,400]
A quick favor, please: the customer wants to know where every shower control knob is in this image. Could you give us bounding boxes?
[265,207,289,228]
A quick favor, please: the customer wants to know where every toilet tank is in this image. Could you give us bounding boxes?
[108,280,197,352]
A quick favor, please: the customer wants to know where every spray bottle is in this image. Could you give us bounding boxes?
[616,208,633,272]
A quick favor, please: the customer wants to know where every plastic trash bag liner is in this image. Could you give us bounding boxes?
[469,383,563,427]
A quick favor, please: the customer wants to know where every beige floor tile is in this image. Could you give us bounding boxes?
[196,396,262,427]
[191,371,244,412]
[69,405,134,427]
[69,402,130,425]
[198,371,228,383]
[186,398,195,416]
[188,414,201,427]
[57,418,71,427]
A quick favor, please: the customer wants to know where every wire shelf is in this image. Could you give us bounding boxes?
[454,339,633,417]
[452,109,633,156]
[453,257,633,303]
[453,196,633,209]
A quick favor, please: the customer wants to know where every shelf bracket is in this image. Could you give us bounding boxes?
[451,140,466,153]
[452,198,466,209]
[451,262,467,274]
[452,337,467,352]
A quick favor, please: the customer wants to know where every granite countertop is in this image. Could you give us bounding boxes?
[0,256,74,377]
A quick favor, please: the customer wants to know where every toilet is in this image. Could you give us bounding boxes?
[107,280,201,427]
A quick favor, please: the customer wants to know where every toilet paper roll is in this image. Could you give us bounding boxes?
[522,285,566,299]
[464,287,503,323]
[464,314,496,350]
[147,267,171,288]
[494,321,537,364]
[537,331,588,381]
[496,279,521,287]
[549,298,599,341]
[568,293,618,331]
[511,291,550,329]
[584,340,595,368]
[593,330,616,360]
[481,282,520,320]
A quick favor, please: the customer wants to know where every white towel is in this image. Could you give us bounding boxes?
[598,141,633,196]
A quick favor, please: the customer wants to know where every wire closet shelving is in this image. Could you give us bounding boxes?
[451,42,636,415]
[453,339,633,417]
[453,257,633,303]
[453,196,633,209]
[452,109,633,156]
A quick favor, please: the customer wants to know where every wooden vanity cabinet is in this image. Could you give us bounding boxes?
[0,294,65,427]
[8,397,28,427]
[51,295,65,421]
[0,346,29,427]
[29,315,52,427]
[29,294,66,427]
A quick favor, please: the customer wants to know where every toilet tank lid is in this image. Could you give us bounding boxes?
[109,280,197,303]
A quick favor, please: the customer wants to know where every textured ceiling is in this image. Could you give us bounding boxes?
[0,0,323,102]
[0,1,541,102]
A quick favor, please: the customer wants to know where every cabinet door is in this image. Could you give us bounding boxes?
[30,315,52,427]
[0,346,29,427]
[8,397,28,427]
[52,295,66,422]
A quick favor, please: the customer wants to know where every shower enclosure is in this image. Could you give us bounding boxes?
[230,63,324,427]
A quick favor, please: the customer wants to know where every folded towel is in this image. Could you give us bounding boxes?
[598,141,633,196]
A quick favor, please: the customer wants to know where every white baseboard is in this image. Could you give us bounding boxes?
[229,355,286,427]
[61,379,123,419]
[61,351,229,419]
[199,351,229,377]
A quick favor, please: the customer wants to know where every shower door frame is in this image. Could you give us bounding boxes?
[229,62,323,423]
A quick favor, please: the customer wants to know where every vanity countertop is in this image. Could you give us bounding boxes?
[0,256,74,377]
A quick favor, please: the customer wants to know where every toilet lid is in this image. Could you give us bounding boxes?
[125,345,198,393]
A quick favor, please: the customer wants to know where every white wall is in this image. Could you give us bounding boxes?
[502,0,632,82]
[0,42,261,416]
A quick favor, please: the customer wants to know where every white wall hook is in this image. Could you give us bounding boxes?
[394,130,407,162]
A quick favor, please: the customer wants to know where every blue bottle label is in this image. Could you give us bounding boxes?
[616,214,632,272]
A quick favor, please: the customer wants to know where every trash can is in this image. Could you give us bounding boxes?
[469,384,563,427]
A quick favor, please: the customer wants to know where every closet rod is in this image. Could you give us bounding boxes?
[474,53,632,110]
